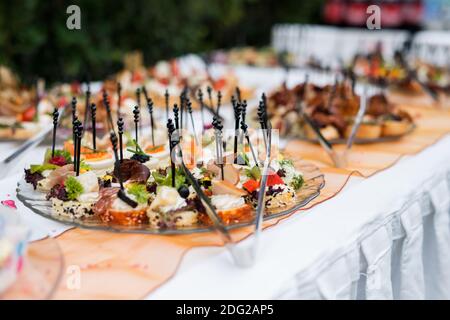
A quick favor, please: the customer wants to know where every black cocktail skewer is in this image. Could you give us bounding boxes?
[136,88,141,108]
[71,97,77,142]
[198,89,205,133]
[111,131,138,207]
[207,86,214,110]
[133,105,140,151]
[90,103,97,151]
[167,119,177,188]
[233,101,241,164]
[136,88,142,133]
[164,90,169,121]
[257,100,268,149]
[212,116,224,180]
[117,82,122,119]
[238,99,248,149]
[83,83,91,130]
[72,120,79,169]
[102,90,115,133]
[180,88,187,130]
[117,117,124,162]
[110,131,124,190]
[186,100,198,145]
[241,119,259,167]
[51,108,59,158]
[75,123,83,176]
[71,96,77,123]
[216,91,222,114]
[236,87,242,103]
[173,104,179,130]
[147,99,155,147]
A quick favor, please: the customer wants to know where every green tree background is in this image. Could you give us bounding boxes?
[0,0,324,83]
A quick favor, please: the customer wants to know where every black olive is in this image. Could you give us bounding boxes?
[178,185,190,198]
[277,169,286,177]
[131,153,150,163]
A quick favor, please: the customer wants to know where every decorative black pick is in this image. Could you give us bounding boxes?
[90,103,97,151]
[136,88,141,108]
[180,88,187,130]
[212,115,224,180]
[216,91,222,114]
[109,131,123,190]
[117,117,124,162]
[75,123,83,176]
[133,105,140,150]
[233,102,241,164]
[186,99,198,145]
[117,82,122,119]
[141,85,149,103]
[71,96,77,123]
[147,98,155,147]
[207,86,214,110]
[167,119,177,188]
[240,118,258,167]
[102,90,115,132]
[83,83,91,130]
[198,89,205,133]
[235,87,242,103]
[241,100,247,124]
[71,97,77,142]
[257,100,268,148]
[111,131,138,208]
[51,108,59,158]
[164,90,169,121]
[173,104,179,130]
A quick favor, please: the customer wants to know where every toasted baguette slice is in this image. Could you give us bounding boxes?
[304,125,340,141]
[101,208,148,225]
[217,203,253,225]
[382,120,411,137]
[147,209,198,228]
[345,123,382,140]
[52,199,94,219]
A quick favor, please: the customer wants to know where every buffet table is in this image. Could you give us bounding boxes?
[1,65,450,300]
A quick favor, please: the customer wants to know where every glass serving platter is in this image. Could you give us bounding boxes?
[298,123,416,145]
[16,158,324,235]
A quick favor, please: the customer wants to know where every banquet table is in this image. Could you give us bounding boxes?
[1,65,450,300]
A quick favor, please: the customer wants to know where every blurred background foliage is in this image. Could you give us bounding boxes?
[0,0,324,83]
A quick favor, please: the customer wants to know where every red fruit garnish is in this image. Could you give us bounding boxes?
[132,72,144,83]
[71,82,81,95]
[58,97,68,108]
[243,179,259,193]
[170,60,179,77]
[213,78,227,91]
[266,173,284,187]
[49,156,67,166]
[21,106,36,122]
[158,78,170,86]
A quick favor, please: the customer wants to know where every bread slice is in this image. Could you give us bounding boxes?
[100,208,148,225]
[147,209,198,228]
[382,120,411,137]
[304,125,340,141]
[52,198,95,219]
[217,203,253,225]
[345,123,382,140]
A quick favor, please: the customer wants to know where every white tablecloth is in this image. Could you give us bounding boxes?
[148,135,450,300]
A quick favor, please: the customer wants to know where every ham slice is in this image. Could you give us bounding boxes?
[211,179,246,197]
[47,164,75,188]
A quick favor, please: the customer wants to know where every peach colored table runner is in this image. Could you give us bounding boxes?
[22,105,450,299]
